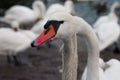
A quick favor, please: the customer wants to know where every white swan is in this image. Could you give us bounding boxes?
[64,0,75,15]
[96,22,120,51]
[82,58,120,80]
[82,58,108,80]
[31,0,75,48]
[0,28,37,65]
[31,4,67,34]
[31,0,75,34]
[93,2,119,28]
[104,59,120,80]
[93,2,120,51]
[0,0,45,29]
[31,12,100,80]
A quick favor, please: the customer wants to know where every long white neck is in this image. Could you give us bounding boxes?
[75,17,99,80]
[32,1,45,19]
[108,2,118,21]
[64,0,75,15]
[62,33,78,80]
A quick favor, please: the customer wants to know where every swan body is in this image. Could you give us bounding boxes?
[0,28,36,55]
[96,22,120,51]
[0,0,45,28]
[82,58,120,80]
[31,12,100,80]
[93,2,120,51]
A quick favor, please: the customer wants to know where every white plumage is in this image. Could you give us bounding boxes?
[96,22,120,51]
[93,2,120,51]
[31,0,75,34]
[0,28,37,55]
[0,0,45,29]
[82,58,120,80]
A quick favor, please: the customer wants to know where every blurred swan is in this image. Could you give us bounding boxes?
[96,22,120,51]
[64,0,75,15]
[0,0,45,29]
[0,28,37,66]
[31,0,75,34]
[82,58,120,80]
[31,0,75,48]
[93,2,120,51]
[93,2,120,28]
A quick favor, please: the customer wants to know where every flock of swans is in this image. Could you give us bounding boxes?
[0,0,120,80]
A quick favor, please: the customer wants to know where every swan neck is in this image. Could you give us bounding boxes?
[32,1,45,18]
[81,23,99,80]
[108,12,117,21]
[62,33,78,80]
[109,3,118,20]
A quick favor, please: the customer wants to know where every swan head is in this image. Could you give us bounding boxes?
[31,12,78,47]
[111,1,120,12]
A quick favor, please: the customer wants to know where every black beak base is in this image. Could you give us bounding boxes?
[31,41,35,47]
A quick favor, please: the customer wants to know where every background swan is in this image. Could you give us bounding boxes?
[64,0,75,15]
[93,2,119,28]
[0,0,45,29]
[82,58,108,80]
[96,22,120,51]
[31,0,75,34]
[82,58,120,80]
[0,28,37,65]
[31,12,100,80]
[93,2,120,51]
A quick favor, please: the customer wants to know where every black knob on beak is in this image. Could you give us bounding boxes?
[31,41,35,47]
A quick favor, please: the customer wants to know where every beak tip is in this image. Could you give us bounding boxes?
[31,41,35,47]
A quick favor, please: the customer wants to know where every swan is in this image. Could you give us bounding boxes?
[82,58,109,80]
[93,2,120,51]
[31,0,75,47]
[96,22,120,51]
[93,2,119,28]
[0,0,45,29]
[31,0,75,34]
[0,28,37,65]
[64,0,75,15]
[31,4,68,34]
[31,12,100,80]
[82,58,120,80]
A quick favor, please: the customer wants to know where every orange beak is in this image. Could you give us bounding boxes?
[31,25,56,47]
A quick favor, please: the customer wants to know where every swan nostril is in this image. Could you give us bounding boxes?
[44,28,50,35]
[31,41,35,47]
